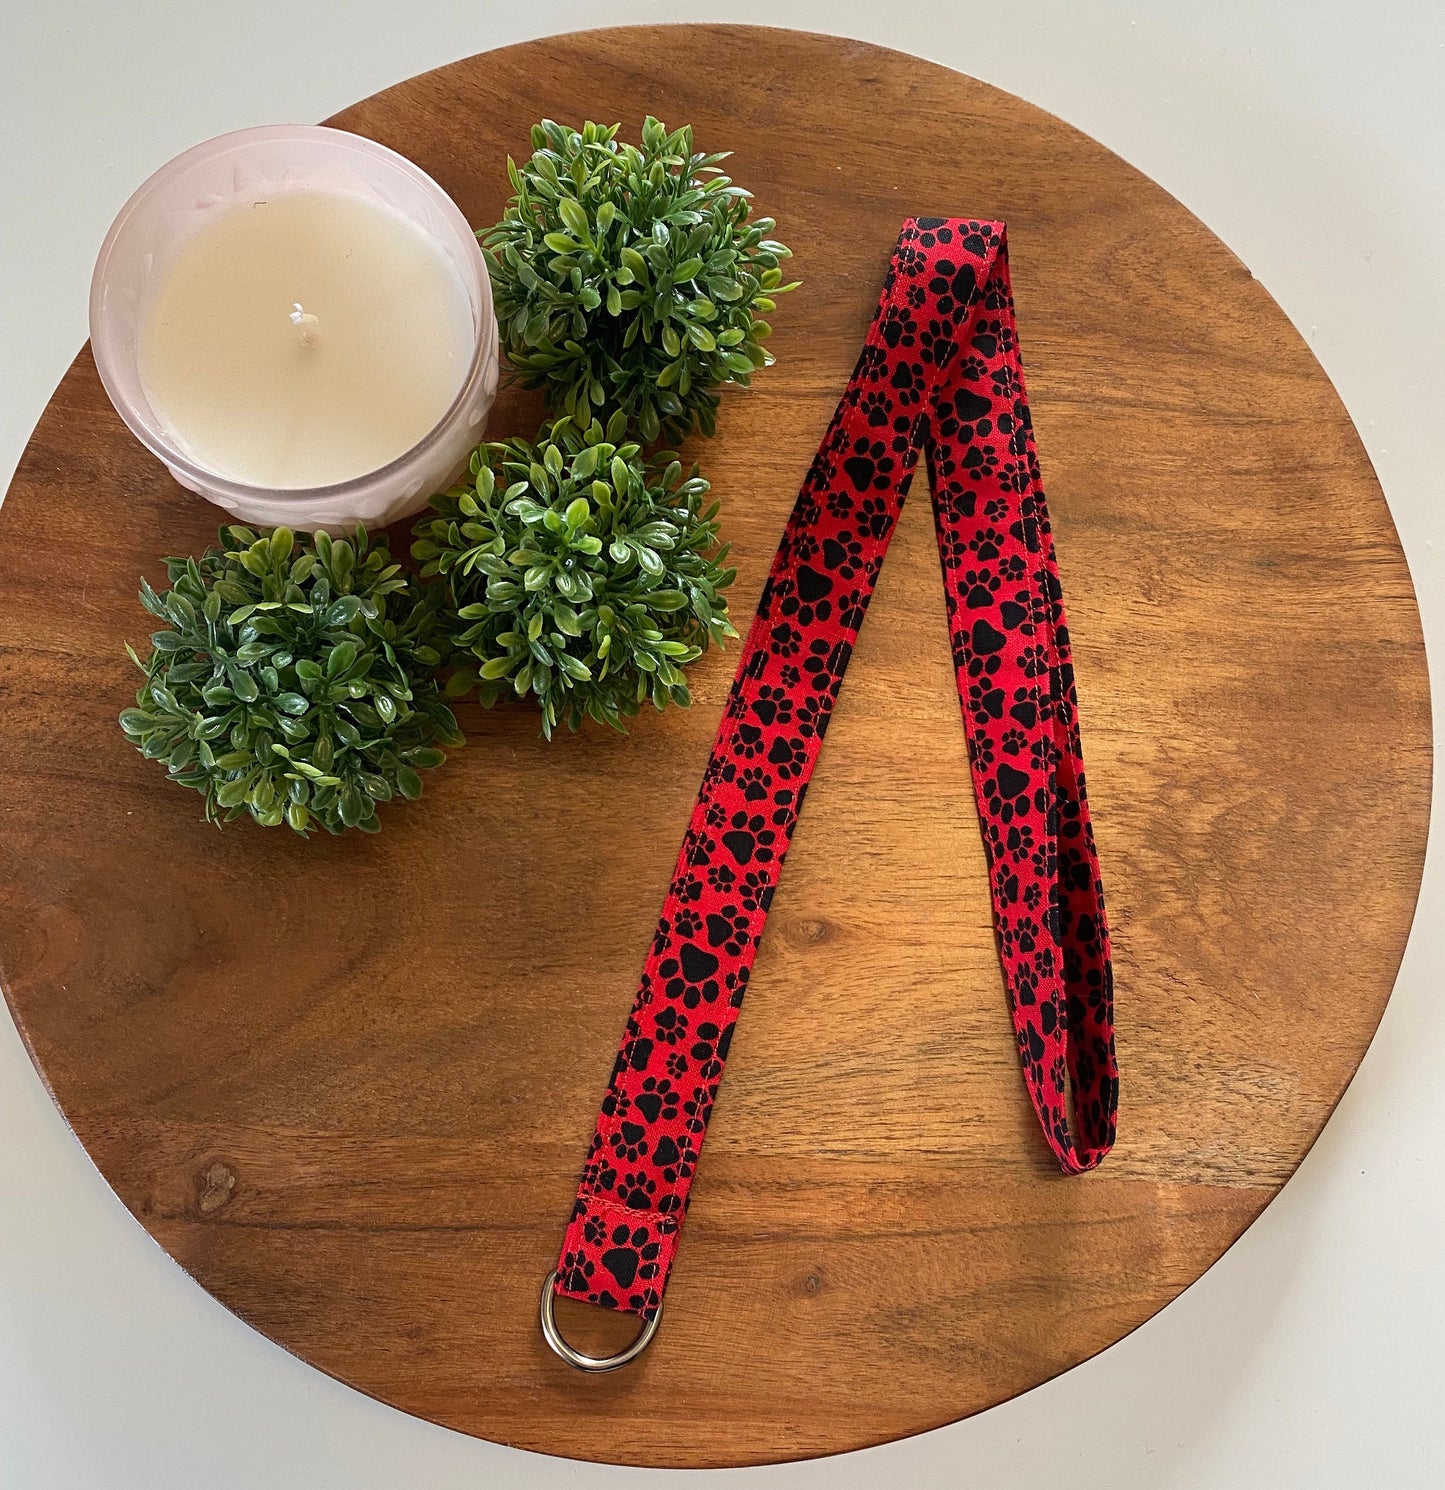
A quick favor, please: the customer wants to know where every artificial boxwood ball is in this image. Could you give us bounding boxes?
[413,412,737,737]
[120,526,462,834]
[482,116,797,444]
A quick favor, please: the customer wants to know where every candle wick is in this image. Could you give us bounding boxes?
[289,302,321,347]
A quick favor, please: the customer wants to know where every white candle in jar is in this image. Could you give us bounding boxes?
[90,125,499,530]
[138,190,476,491]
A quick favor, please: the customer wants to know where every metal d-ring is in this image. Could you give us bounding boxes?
[539,1269,663,1372]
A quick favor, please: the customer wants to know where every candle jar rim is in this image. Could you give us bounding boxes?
[89,123,496,517]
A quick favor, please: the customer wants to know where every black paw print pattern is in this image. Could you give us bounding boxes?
[553,218,1117,1325]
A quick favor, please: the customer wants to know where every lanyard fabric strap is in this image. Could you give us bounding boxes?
[550,218,1118,1330]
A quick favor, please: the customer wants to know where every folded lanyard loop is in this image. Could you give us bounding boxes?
[545,219,1117,1356]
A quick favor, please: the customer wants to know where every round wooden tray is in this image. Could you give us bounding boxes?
[0,25,1430,1470]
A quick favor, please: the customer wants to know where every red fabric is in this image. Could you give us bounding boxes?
[553,219,1118,1321]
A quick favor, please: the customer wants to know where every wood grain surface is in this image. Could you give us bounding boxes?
[0,25,1430,1469]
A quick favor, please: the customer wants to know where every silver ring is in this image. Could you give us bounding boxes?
[538,1269,663,1372]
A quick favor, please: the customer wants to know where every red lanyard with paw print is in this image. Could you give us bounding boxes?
[539,218,1118,1372]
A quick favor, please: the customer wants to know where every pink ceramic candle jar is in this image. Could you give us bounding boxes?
[89,125,499,531]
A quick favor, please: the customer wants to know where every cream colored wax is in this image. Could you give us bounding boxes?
[138,189,475,490]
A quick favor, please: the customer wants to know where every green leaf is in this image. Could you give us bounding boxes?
[326,640,358,678]
[326,596,363,626]
[216,777,251,809]
[557,196,590,239]
[338,787,365,828]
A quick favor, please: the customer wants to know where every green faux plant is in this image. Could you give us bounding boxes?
[119,525,462,835]
[482,116,798,444]
[413,412,737,737]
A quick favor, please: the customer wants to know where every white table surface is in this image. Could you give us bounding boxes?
[2,3,1441,1485]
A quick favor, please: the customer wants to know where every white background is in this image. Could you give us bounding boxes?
[2,3,1441,1486]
